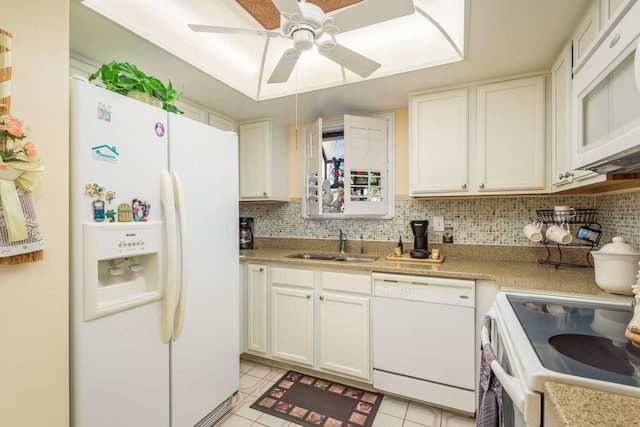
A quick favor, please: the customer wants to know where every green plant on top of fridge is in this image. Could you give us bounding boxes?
[89,61,184,114]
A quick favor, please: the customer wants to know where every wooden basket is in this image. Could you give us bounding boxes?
[0,28,12,114]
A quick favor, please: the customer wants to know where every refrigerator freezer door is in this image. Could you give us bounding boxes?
[70,78,171,426]
[167,114,240,426]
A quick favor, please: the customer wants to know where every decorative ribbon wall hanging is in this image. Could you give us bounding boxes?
[0,28,45,264]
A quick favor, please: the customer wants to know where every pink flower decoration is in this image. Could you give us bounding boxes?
[0,115,24,138]
[24,141,37,157]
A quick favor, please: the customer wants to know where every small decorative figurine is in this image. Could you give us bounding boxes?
[625,262,640,348]
[105,210,116,222]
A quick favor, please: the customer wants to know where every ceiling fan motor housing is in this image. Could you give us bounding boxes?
[281,1,325,44]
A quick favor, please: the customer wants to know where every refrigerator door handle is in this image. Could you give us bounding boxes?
[171,170,188,340]
[160,170,178,344]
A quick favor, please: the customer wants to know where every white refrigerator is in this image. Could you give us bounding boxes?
[69,77,239,427]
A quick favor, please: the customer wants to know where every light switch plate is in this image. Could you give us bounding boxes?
[433,216,445,232]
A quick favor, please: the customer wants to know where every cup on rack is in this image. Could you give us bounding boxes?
[523,220,544,242]
[546,223,573,245]
[554,206,576,222]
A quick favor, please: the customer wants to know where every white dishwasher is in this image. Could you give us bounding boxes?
[372,272,476,414]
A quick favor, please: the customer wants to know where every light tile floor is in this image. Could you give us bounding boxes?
[216,360,476,427]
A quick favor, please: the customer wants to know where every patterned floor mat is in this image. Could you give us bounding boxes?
[250,370,383,427]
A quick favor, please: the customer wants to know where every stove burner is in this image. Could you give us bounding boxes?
[549,334,634,376]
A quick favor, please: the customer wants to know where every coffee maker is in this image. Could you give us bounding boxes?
[410,220,430,258]
[239,217,254,250]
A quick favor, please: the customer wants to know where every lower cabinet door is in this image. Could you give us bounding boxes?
[319,292,370,380]
[271,286,314,366]
[246,264,268,354]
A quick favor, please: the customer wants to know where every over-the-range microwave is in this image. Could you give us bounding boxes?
[572,0,640,174]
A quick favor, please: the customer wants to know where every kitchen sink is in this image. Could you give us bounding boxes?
[332,256,378,263]
[286,253,379,263]
[287,253,338,260]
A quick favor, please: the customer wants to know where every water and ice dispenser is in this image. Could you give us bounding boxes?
[83,222,163,320]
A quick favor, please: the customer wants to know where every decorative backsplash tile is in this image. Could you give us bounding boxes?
[239,191,640,249]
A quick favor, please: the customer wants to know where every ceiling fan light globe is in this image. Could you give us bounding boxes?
[292,29,314,51]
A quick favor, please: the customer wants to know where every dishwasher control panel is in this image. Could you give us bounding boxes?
[372,273,475,307]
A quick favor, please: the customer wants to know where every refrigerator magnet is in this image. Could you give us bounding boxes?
[132,199,148,221]
[92,200,105,222]
[118,203,133,222]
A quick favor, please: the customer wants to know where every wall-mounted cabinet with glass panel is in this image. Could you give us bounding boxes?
[303,114,394,218]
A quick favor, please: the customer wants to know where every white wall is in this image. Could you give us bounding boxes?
[0,1,69,426]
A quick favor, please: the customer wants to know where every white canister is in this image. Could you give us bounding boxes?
[591,236,640,295]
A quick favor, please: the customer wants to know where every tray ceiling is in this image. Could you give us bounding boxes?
[79,0,466,101]
[236,0,363,30]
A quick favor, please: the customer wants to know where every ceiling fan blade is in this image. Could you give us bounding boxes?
[325,0,415,34]
[318,43,380,78]
[271,0,303,22]
[188,24,278,37]
[267,48,302,84]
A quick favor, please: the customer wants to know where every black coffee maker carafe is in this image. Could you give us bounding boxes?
[239,217,254,250]
[410,220,430,258]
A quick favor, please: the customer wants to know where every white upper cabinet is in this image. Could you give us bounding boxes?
[551,43,574,187]
[551,43,604,190]
[303,114,394,218]
[208,112,237,132]
[573,0,634,74]
[573,1,599,69]
[476,75,546,193]
[239,119,289,201]
[599,0,629,30]
[409,89,469,196]
[409,75,547,197]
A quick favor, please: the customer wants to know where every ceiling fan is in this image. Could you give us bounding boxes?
[188,0,415,84]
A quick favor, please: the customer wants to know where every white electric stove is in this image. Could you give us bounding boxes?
[484,291,640,426]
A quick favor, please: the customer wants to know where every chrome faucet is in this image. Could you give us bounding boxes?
[339,229,347,254]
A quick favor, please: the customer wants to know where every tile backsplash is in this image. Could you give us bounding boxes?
[239,191,640,249]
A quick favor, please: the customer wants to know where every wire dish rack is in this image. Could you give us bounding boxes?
[535,208,601,269]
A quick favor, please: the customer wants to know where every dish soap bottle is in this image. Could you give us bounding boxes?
[397,235,404,254]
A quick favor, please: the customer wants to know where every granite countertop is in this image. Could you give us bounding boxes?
[240,247,628,298]
[545,381,640,426]
[240,244,638,420]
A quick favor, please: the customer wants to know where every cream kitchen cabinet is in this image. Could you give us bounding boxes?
[409,89,469,196]
[270,267,315,366]
[476,75,546,193]
[572,1,599,70]
[409,75,547,197]
[572,0,631,74]
[245,263,268,355]
[599,0,627,28]
[243,263,372,382]
[319,271,371,381]
[551,42,604,191]
[239,119,289,201]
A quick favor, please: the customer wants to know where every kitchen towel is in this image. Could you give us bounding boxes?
[477,315,503,427]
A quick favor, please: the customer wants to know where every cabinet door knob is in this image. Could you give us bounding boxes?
[461,183,467,189]
[263,191,267,196]
[259,267,264,272]
[479,183,485,189]
[559,173,565,180]
[319,295,324,301]
[306,294,311,299]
